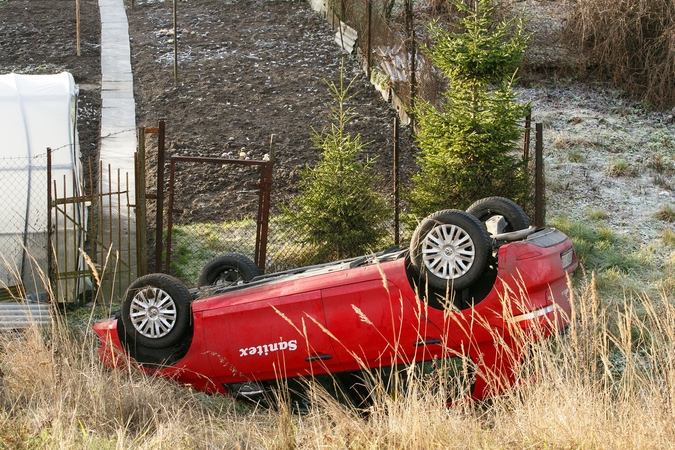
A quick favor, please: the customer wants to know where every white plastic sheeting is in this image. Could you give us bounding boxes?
[0,72,84,296]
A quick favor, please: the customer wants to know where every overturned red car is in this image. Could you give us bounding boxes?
[94,197,577,405]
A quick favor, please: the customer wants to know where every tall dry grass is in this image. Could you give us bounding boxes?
[563,0,675,110]
[2,274,675,448]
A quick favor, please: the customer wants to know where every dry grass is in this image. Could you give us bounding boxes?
[2,273,675,448]
[563,0,675,110]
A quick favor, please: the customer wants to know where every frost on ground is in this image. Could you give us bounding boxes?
[519,82,675,251]
[515,0,675,283]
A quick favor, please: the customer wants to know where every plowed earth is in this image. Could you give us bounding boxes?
[1,0,416,223]
[128,0,417,222]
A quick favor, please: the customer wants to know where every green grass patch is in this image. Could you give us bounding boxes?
[585,207,608,221]
[606,158,636,177]
[169,219,258,285]
[549,215,647,297]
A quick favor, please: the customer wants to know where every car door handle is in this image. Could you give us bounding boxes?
[305,354,332,362]
[414,338,441,347]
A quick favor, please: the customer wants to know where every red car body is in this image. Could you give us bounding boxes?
[94,226,577,402]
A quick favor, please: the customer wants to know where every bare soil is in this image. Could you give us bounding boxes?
[1,0,416,223]
[127,0,417,221]
[3,0,675,249]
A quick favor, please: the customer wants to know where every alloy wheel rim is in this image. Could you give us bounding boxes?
[422,224,476,280]
[129,286,177,339]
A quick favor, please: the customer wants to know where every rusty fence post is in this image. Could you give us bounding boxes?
[534,123,545,227]
[47,148,55,301]
[393,117,399,247]
[255,135,275,273]
[135,127,148,276]
[156,120,166,272]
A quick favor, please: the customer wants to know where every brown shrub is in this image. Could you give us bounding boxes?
[564,0,675,110]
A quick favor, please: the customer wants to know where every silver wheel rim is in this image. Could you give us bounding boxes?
[422,224,476,280]
[129,286,177,339]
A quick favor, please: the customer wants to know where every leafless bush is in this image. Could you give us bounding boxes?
[564,0,675,110]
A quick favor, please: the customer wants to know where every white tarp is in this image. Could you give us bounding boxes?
[0,72,84,295]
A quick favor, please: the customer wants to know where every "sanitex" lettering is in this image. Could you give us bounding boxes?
[239,339,297,357]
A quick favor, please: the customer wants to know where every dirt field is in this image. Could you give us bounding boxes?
[1,0,416,222]
[126,0,420,221]
[3,0,675,244]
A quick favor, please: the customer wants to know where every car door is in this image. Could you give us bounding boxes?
[322,279,444,372]
[200,288,340,384]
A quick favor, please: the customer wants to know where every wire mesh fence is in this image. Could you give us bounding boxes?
[0,150,139,304]
[0,154,50,299]
[164,156,271,287]
[327,0,447,116]
[162,152,405,288]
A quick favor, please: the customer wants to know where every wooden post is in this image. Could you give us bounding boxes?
[76,0,81,56]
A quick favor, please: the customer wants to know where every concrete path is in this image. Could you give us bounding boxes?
[98,0,136,196]
[97,0,138,287]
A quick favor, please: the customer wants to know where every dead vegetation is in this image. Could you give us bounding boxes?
[3,278,675,448]
[563,0,675,110]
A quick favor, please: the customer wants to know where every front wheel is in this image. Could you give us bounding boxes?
[121,274,192,349]
[410,210,490,291]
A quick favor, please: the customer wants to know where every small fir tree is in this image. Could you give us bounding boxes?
[285,66,390,262]
[408,0,531,218]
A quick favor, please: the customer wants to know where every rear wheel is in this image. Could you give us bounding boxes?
[466,197,530,235]
[198,253,260,287]
[121,274,192,349]
[410,210,490,291]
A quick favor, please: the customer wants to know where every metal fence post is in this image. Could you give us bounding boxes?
[535,123,545,227]
[393,117,399,247]
[47,148,55,301]
[156,120,166,272]
[135,127,148,276]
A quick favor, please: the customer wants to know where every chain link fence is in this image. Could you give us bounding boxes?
[328,0,447,116]
[164,156,270,287]
[163,153,405,287]
[0,154,50,299]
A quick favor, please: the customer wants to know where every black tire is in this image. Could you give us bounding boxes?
[466,197,530,234]
[121,274,192,349]
[198,253,260,287]
[410,210,490,291]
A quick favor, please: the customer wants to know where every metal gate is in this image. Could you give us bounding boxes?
[48,151,136,303]
[136,121,274,288]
